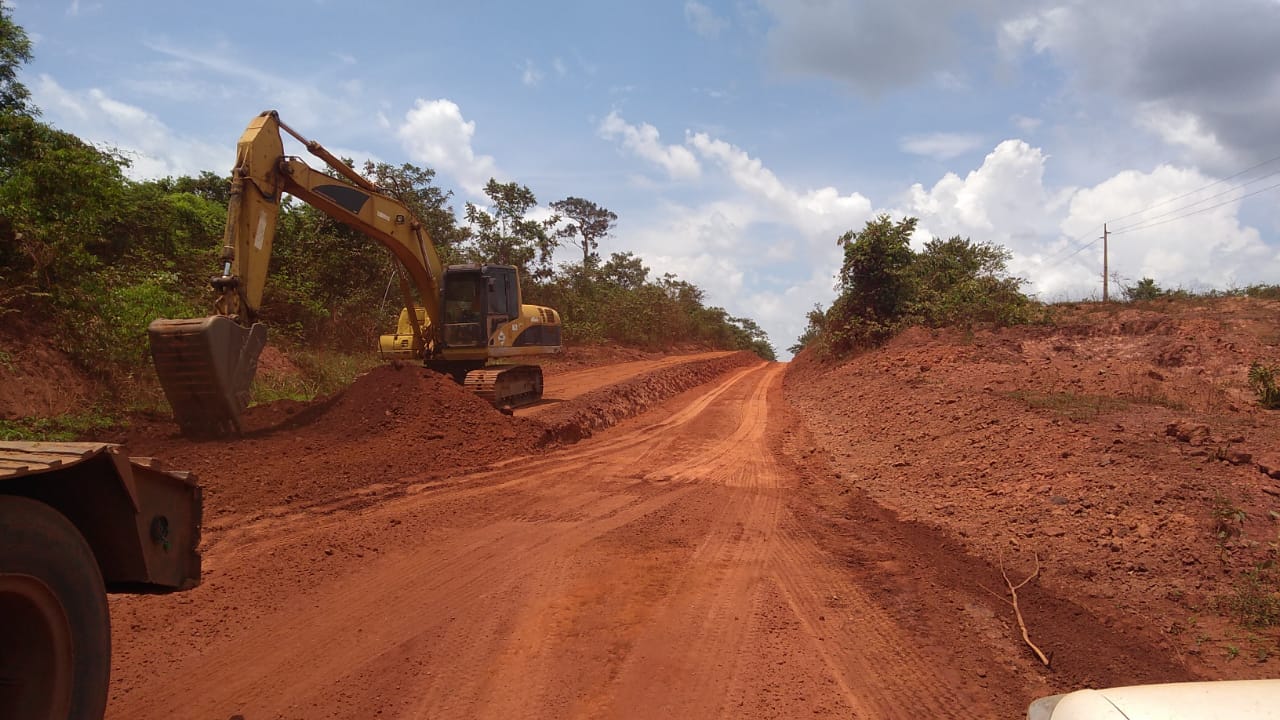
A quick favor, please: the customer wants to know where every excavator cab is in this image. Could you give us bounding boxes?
[440,265,519,348]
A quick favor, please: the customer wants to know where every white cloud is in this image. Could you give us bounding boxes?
[687,132,873,236]
[1055,165,1275,293]
[596,116,877,356]
[898,137,1278,299]
[63,0,100,16]
[684,1,728,38]
[520,59,543,87]
[934,70,970,92]
[999,1,1280,168]
[905,139,1055,239]
[760,0,1023,93]
[1133,102,1235,170]
[597,111,1276,356]
[900,132,984,160]
[597,111,701,181]
[552,57,567,77]
[396,98,499,198]
[31,75,228,179]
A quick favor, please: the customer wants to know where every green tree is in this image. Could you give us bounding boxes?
[463,179,559,280]
[600,251,649,290]
[1123,277,1163,302]
[910,235,1032,326]
[151,171,232,207]
[811,216,1036,358]
[363,161,468,264]
[266,197,393,347]
[824,214,918,353]
[551,196,617,273]
[728,316,776,361]
[0,113,130,287]
[0,1,33,115]
[788,304,826,355]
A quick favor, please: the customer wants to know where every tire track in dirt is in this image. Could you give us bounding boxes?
[109,357,1045,719]
[109,364,772,719]
[597,365,786,718]
[115,479,703,719]
[193,363,770,568]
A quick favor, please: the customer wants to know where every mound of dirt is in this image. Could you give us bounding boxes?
[118,353,761,520]
[785,296,1280,678]
[122,364,545,518]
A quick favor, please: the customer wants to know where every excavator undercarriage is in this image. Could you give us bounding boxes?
[462,365,545,412]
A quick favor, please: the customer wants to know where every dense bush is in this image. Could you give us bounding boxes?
[529,255,775,360]
[794,214,1038,358]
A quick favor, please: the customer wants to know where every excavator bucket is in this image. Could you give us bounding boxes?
[147,316,267,437]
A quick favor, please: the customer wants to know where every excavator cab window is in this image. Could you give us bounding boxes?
[442,272,486,347]
[483,266,518,336]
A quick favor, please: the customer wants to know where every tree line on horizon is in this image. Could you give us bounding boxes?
[0,5,776,396]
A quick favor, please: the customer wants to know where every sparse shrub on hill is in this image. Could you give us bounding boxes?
[1248,361,1280,409]
[1123,277,1164,302]
[1244,283,1280,301]
[792,214,1038,358]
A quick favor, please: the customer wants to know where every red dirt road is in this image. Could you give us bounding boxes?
[105,361,1054,719]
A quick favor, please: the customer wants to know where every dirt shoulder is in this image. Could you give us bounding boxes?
[784,297,1280,679]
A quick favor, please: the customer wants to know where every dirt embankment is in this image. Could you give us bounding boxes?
[537,351,759,443]
[116,351,758,520]
[785,296,1280,678]
[0,320,97,420]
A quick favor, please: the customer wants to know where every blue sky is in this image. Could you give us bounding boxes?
[12,0,1280,356]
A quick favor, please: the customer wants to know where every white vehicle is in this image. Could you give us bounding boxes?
[1029,679,1280,719]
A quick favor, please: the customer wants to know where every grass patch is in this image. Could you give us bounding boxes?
[1219,566,1280,629]
[1006,390,1128,421]
[0,409,118,442]
[251,350,380,405]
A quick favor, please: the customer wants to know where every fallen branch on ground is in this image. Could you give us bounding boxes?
[980,551,1051,667]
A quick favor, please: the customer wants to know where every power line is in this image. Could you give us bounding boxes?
[1110,178,1280,235]
[1038,221,1102,266]
[1109,166,1280,233]
[1044,235,1101,266]
[1104,151,1280,226]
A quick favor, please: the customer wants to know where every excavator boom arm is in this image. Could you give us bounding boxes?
[150,110,448,436]
[223,111,445,330]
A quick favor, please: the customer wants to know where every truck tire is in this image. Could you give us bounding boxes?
[0,495,111,720]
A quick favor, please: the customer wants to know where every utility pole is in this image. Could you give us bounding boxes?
[1101,223,1109,302]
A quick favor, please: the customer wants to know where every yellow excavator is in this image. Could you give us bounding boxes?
[148,110,562,436]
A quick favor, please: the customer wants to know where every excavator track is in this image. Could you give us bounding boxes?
[464,365,544,411]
